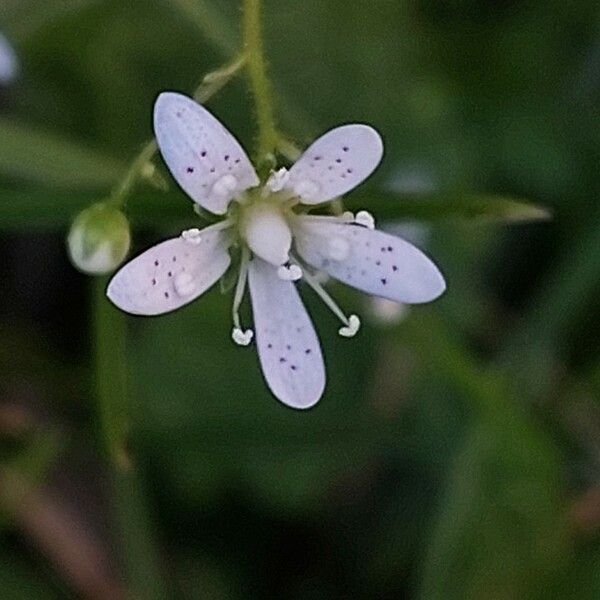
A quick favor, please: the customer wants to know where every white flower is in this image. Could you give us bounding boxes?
[107,92,446,409]
[0,34,18,84]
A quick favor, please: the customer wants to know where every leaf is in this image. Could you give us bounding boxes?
[404,317,571,600]
[418,412,569,600]
[345,190,550,223]
[0,186,189,231]
[0,118,124,188]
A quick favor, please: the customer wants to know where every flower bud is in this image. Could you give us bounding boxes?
[67,203,131,275]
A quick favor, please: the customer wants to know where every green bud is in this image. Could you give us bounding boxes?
[67,203,131,275]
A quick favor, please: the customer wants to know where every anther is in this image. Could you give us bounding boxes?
[264,168,290,194]
[181,228,202,244]
[232,328,254,346]
[338,315,361,338]
[277,264,303,281]
[355,210,375,230]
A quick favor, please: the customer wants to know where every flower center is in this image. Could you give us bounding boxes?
[239,197,292,266]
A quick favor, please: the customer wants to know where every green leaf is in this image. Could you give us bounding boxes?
[418,413,569,600]
[0,185,550,233]
[345,190,550,223]
[404,317,570,600]
[0,118,124,188]
[0,186,189,231]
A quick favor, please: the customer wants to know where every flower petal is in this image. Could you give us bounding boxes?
[154,92,259,215]
[287,124,383,204]
[107,224,231,315]
[294,217,446,304]
[248,258,325,409]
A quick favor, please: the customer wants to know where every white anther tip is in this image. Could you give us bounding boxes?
[181,228,202,244]
[265,167,290,193]
[277,264,303,281]
[341,211,355,223]
[232,328,254,346]
[338,314,361,338]
[355,210,375,230]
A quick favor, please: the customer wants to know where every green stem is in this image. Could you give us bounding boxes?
[107,140,157,209]
[93,279,166,598]
[242,0,279,168]
[194,53,247,104]
[94,278,130,469]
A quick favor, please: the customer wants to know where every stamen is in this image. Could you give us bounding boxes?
[231,246,251,339]
[355,210,375,229]
[338,315,361,338]
[277,263,303,281]
[299,262,361,337]
[182,219,233,244]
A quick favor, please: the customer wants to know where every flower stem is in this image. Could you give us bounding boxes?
[93,278,130,469]
[107,140,157,209]
[242,0,279,170]
[93,279,166,598]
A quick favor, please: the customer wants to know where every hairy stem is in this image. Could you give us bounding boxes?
[242,0,279,169]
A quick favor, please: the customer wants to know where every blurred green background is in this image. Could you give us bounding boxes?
[0,0,599,598]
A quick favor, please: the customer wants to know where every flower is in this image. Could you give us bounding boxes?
[107,92,446,409]
[0,34,18,84]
